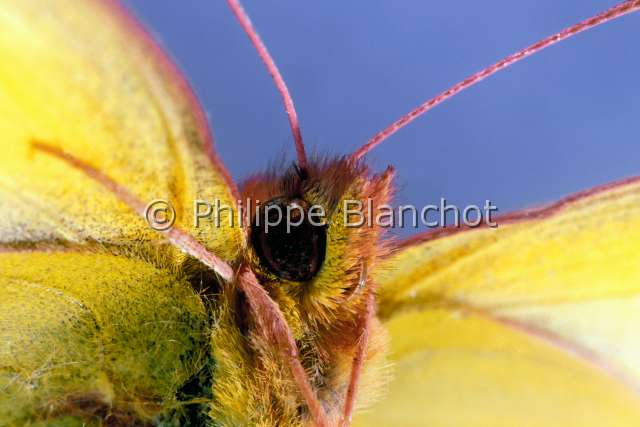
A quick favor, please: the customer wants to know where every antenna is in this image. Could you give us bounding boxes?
[227,0,308,169]
[352,0,640,160]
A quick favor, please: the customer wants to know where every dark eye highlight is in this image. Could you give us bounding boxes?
[250,197,327,282]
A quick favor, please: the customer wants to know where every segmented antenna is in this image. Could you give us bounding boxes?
[227,0,308,169]
[352,0,640,160]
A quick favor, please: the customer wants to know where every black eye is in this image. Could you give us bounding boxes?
[250,197,327,282]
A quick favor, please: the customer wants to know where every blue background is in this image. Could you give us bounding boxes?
[125,0,639,237]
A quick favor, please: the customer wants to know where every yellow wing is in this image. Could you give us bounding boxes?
[0,0,242,261]
[354,177,640,427]
[0,249,209,425]
[0,1,242,424]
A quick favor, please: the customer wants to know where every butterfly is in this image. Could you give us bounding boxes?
[1,0,639,426]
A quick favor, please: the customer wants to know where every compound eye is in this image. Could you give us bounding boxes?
[250,197,327,282]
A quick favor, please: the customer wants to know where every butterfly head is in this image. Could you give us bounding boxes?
[242,156,394,328]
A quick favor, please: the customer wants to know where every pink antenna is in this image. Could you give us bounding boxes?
[227,0,308,169]
[352,0,640,160]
